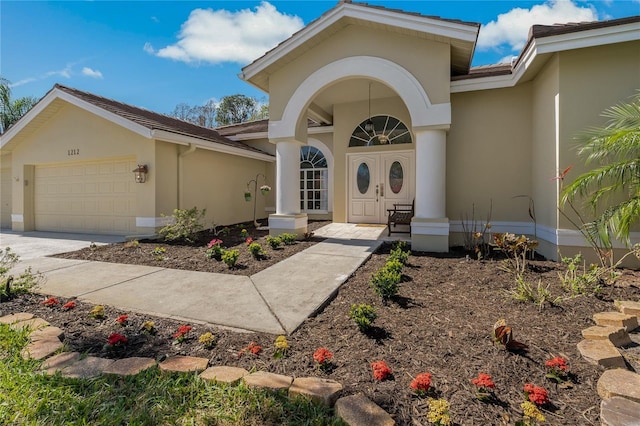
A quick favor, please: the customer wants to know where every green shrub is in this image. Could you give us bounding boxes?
[389,245,410,265]
[509,274,558,310]
[349,304,377,331]
[240,228,249,238]
[279,233,297,245]
[370,266,401,299]
[266,235,282,249]
[248,242,266,260]
[385,259,403,274]
[558,253,603,296]
[492,233,538,274]
[0,247,42,301]
[205,240,224,260]
[159,207,206,243]
[221,249,239,268]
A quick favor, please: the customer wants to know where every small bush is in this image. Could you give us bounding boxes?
[280,233,297,245]
[159,207,206,243]
[558,253,603,296]
[509,274,557,310]
[222,249,239,268]
[349,304,377,331]
[205,240,224,260]
[370,266,401,299]
[493,233,538,274]
[266,235,282,249]
[1,248,42,301]
[385,259,403,274]
[389,246,410,265]
[248,242,266,260]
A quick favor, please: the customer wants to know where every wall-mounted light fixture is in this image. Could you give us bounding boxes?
[132,164,148,183]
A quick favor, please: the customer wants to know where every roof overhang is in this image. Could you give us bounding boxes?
[241,1,480,92]
[451,18,640,93]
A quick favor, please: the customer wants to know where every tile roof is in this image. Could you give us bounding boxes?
[216,118,329,137]
[53,84,272,157]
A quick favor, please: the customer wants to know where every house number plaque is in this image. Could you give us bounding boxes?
[67,149,80,156]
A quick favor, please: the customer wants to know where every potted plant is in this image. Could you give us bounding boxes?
[244,191,252,202]
[260,184,271,196]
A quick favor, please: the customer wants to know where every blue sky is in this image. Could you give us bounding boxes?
[2,1,638,114]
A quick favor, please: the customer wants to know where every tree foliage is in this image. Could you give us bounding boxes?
[0,77,39,133]
[561,92,640,248]
[215,94,258,126]
[170,100,216,128]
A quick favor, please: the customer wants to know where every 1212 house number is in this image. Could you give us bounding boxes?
[67,149,80,156]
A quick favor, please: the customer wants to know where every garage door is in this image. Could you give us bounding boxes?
[0,166,11,228]
[34,158,137,235]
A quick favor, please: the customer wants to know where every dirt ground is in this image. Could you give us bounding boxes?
[4,238,640,425]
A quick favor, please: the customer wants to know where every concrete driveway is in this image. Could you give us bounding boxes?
[0,230,124,260]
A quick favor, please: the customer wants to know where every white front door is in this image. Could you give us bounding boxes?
[348,151,414,223]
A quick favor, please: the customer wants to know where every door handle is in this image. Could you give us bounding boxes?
[379,183,384,197]
[375,184,379,202]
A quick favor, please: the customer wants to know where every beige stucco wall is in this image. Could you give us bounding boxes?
[558,40,640,232]
[9,103,155,232]
[0,153,12,228]
[448,84,533,224]
[154,141,178,217]
[179,149,270,227]
[268,25,451,121]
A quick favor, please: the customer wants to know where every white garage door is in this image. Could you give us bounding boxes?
[0,166,11,228]
[34,158,137,235]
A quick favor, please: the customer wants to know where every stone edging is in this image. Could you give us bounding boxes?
[1,312,394,426]
[576,300,640,426]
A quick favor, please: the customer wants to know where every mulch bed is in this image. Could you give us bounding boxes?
[3,241,640,425]
[53,220,330,276]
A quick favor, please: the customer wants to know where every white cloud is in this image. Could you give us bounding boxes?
[143,42,155,54]
[81,67,103,79]
[498,55,518,64]
[149,1,304,64]
[477,0,598,52]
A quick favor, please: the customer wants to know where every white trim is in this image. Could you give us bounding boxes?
[268,214,308,230]
[11,214,23,223]
[135,217,172,228]
[411,220,450,236]
[226,125,334,142]
[269,56,450,141]
[151,130,275,162]
[304,138,334,213]
[242,2,478,82]
[537,224,640,249]
[451,20,639,93]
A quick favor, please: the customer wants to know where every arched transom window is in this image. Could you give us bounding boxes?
[300,146,328,212]
[349,115,412,147]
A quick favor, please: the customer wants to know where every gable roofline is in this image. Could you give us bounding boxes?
[1,84,274,162]
[241,0,480,90]
[451,15,640,93]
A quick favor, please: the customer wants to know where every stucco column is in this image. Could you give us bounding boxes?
[269,139,307,236]
[411,128,449,252]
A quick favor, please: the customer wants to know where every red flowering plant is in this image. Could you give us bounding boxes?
[313,347,334,371]
[410,372,432,397]
[238,341,262,358]
[371,360,392,381]
[205,239,224,259]
[62,300,76,311]
[115,314,129,326]
[107,333,128,348]
[523,383,549,406]
[246,237,254,245]
[41,297,59,307]
[545,356,569,383]
[173,325,192,343]
[471,373,496,401]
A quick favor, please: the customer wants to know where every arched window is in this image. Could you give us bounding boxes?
[300,146,328,212]
[349,115,412,147]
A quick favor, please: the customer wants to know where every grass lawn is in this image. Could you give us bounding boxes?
[0,324,343,426]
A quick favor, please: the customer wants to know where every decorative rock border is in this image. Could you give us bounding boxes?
[578,300,640,425]
[0,311,392,425]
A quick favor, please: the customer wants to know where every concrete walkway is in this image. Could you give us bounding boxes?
[4,224,392,334]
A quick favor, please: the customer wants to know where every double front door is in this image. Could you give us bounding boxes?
[347,151,414,223]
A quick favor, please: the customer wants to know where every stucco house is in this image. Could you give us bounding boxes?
[1,1,638,263]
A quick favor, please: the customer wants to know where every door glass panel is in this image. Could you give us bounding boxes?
[389,161,404,194]
[356,163,370,194]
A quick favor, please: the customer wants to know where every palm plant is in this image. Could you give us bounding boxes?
[561,92,640,252]
[0,77,38,133]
